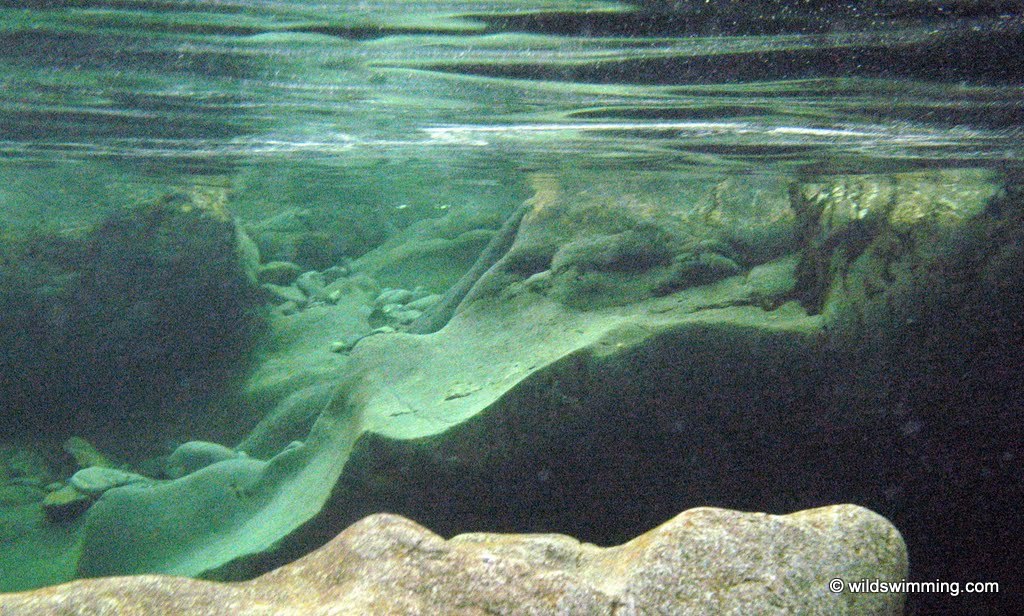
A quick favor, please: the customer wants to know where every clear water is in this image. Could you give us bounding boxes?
[1,1,1022,613]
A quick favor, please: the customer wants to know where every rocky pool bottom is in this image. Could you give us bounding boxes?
[1,167,1021,614]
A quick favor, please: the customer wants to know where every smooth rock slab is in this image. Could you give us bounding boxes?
[0,504,906,615]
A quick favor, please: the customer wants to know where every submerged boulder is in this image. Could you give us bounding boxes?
[164,442,242,480]
[54,193,265,455]
[68,467,151,497]
[0,505,906,615]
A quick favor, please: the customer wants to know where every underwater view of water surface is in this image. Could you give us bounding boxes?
[1,1,1022,613]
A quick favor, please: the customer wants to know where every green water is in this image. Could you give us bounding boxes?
[0,2,1022,613]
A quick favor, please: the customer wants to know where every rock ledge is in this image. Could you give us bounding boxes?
[0,504,905,615]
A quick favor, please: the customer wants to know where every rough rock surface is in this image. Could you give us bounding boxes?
[0,505,906,615]
[3,169,1018,616]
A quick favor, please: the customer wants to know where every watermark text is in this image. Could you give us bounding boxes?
[830,578,999,596]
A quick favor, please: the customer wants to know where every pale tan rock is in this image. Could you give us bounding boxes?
[0,504,906,615]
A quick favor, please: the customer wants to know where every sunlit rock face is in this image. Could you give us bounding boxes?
[458,171,795,310]
[0,505,906,616]
[791,168,1001,313]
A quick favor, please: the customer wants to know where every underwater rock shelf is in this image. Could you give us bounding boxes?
[70,171,808,580]
[1,167,1020,615]
[0,506,906,615]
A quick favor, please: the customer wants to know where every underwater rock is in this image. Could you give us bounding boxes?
[164,441,241,479]
[369,303,422,328]
[68,467,151,497]
[259,283,307,306]
[691,176,797,265]
[256,261,302,286]
[791,168,999,313]
[52,194,264,455]
[321,263,351,284]
[41,485,91,523]
[373,288,414,307]
[404,293,441,312]
[294,270,326,298]
[659,251,743,294]
[447,174,768,312]
[245,208,312,263]
[277,300,300,316]
[0,505,905,615]
[351,209,499,294]
[62,437,115,470]
[245,208,349,272]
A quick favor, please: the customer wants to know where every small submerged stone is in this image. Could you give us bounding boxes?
[69,466,151,497]
[42,485,91,523]
[257,261,303,286]
[374,288,414,307]
[261,283,307,306]
[330,326,397,354]
[165,441,242,479]
[63,437,115,469]
[405,293,442,312]
[295,270,326,297]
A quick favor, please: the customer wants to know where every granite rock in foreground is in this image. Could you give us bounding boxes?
[0,504,905,615]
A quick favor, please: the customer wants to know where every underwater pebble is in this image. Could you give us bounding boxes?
[261,283,307,306]
[405,294,442,312]
[329,340,353,353]
[278,300,300,316]
[295,270,326,297]
[63,436,115,469]
[374,288,414,308]
[322,263,351,284]
[257,261,303,286]
[390,307,422,326]
[331,326,397,354]
[165,441,240,479]
[373,303,422,327]
[42,485,91,523]
[69,467,150,497]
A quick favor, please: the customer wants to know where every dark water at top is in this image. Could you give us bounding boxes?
[2,0,1022,229]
